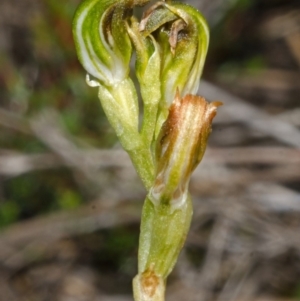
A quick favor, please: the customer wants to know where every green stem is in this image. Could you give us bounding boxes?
[139,194,193,276]
[133,194,193,301]
[141,103,158,150]
[127,147,155,191]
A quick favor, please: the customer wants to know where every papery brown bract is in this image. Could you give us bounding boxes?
[151,91,222,208]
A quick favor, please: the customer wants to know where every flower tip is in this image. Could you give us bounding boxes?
[210,101,223,108]
[174,88,181,102]
[206,100,222,122]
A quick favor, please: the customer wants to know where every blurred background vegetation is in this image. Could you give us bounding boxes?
[0,0,300,300]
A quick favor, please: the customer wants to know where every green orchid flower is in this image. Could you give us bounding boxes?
[72,1,221,300]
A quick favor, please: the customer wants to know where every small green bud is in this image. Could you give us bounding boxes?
[165,3,209,97]
[140,2,209,105]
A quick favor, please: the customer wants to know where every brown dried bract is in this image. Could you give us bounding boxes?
[141,267,160,297]
[153,91,222,207]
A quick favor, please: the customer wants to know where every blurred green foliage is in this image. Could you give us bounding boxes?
[207,0,265,80]
[0,200,20,227]
[3,170,82,221]
[74,226,139,291]
[0,0,117,229]
[295,285,300,299]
